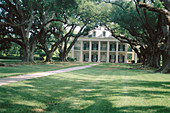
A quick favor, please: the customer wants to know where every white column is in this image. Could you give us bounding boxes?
[116,41,119,63]
[71,45,74,58]
[135,52,137,63]
[106,41,110,63]
[98,41,101,63]
[89,41,92,62]
[80,41,83,62]
[132,50,135,60]
[124,44,128,63]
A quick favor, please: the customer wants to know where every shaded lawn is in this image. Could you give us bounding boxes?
[0,63,170,113]
[0,61,92,78]
[0,59,22,63]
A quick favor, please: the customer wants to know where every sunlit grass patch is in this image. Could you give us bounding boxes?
[0,63,170,113]
[31,108,44,113]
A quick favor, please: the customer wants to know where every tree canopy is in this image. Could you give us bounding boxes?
[0,0,170,73]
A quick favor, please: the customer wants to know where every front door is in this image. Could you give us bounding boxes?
[101,54,106,62]
[92,54,98,62]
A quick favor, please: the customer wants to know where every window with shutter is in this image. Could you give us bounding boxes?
[110,44,112,51]
[118,45,120,51]
[123,45,125,51]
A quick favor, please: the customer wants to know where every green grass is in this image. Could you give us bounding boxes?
[0,59,22,63]
[0,61,93,78]
[0,63,170,113]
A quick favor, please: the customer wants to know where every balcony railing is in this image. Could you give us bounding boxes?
[119,48,125,51]
[75,47,126,51]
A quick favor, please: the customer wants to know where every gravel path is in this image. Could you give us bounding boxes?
[0,64,98,86]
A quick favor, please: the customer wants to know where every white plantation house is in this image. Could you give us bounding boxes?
[71,27,137,63]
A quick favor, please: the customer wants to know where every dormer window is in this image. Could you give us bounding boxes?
[93,31,96,37]
[103,31,106,37]
[88,35,92,38]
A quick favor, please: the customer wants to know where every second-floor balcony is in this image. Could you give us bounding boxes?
[84,47,89,50]
[110,48,116,51]
[119,48,125,51]
[101,47,107,51]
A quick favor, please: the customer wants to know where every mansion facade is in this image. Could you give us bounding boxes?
[71,27,137,63]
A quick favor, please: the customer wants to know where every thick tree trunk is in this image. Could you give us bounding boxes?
[145,43,160,68]
[22,43,36,62]
[45,51,53,62]
[161,35,170,73]
[156,54,161,67]
[162,59,170,73]
[142,54,147,65]
[29,50,34,62]
[19,48,22,59]
[142,48,150,65]
[22,45,30,62]
[59,40,69,62]
[161,53,170,73]
[137,53,142,63]
[156,29,170,73]
[149,51,160,68]
[29,42,36,62]
[59,52,67,61]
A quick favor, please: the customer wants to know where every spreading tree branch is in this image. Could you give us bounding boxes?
[138,1,170,25]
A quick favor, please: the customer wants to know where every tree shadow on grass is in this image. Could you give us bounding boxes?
[45,97,170,113]
[0,66,170,113]
[0,99,35,113]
